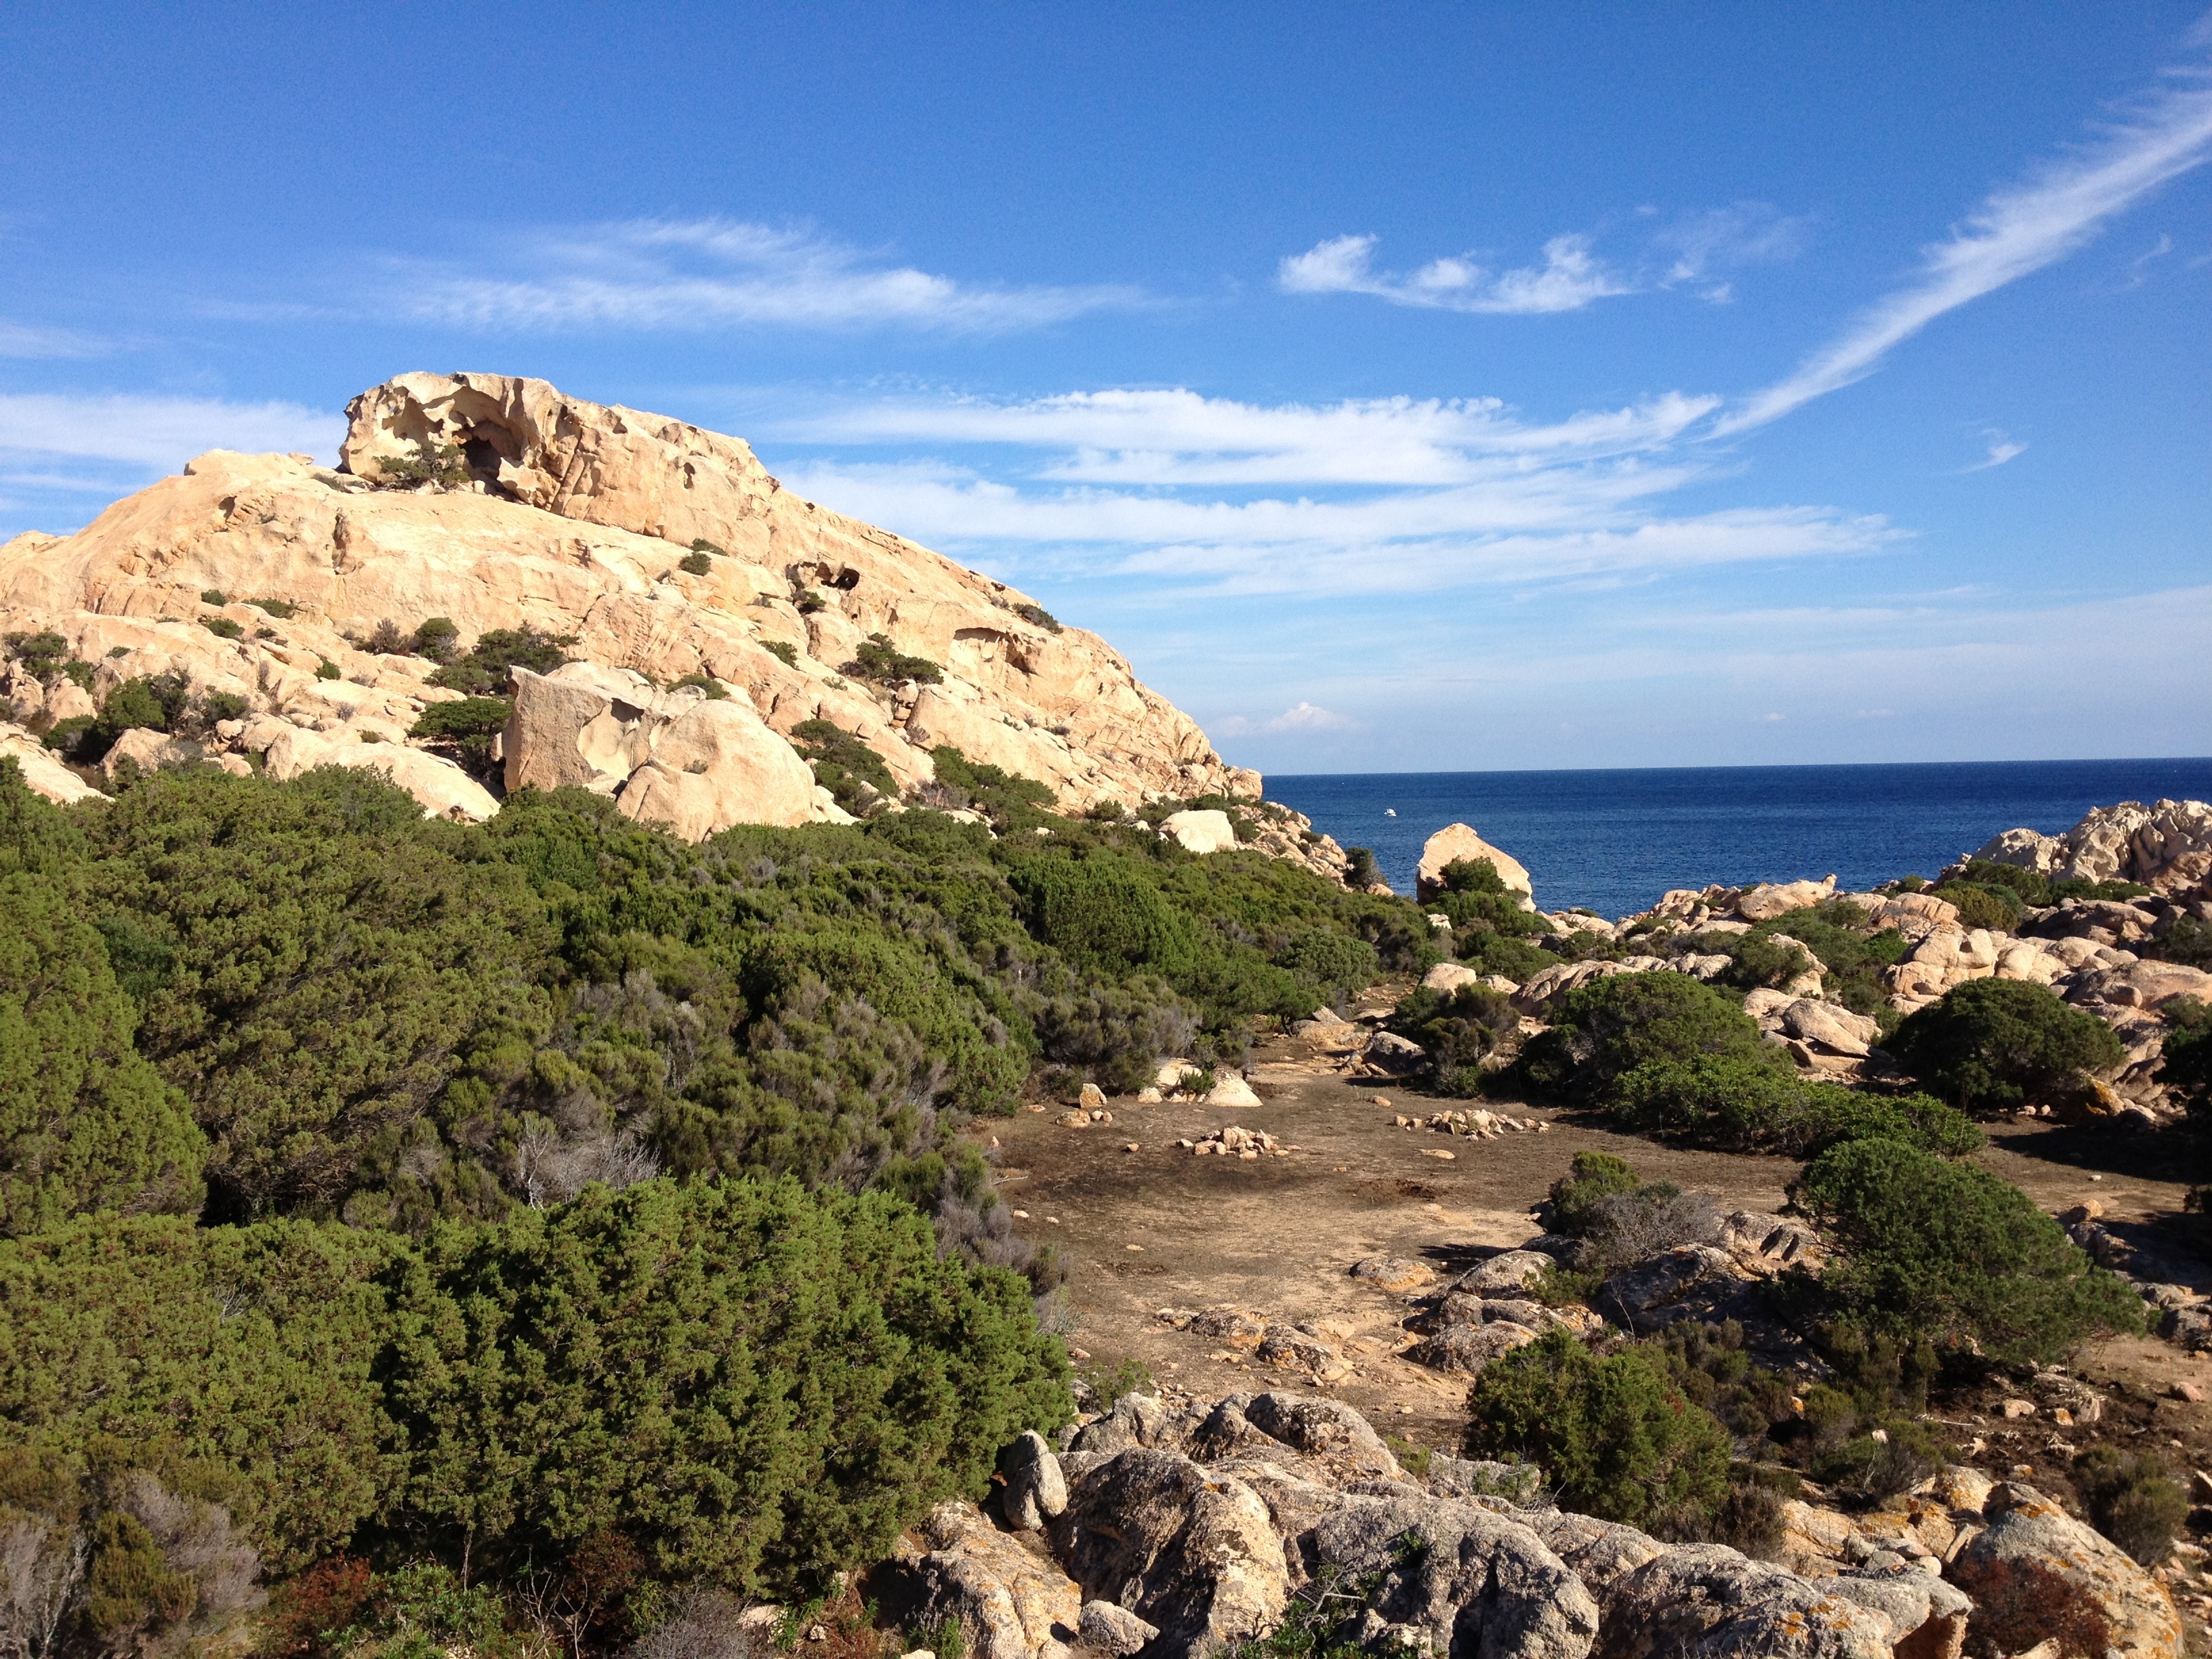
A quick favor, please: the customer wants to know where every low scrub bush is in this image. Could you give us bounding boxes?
[201,615,243,640]
[1389,981,1516,1096]
[849,633,943,684]
[791,718,898,815]
[2146,914,2212,972]
[1940,857,2148,910]
[761,639,799,668]
[671,672,729,699]
[1933,880,2022,932]
[408,695,512,771]
[245,596,297,619]
[1546,1150,1643,1237]
[1608,1056,1982,1157]
[1517,972,1769,1101]
[1012,601,1061,633]
[1890,978,2125,1112]
[2071,1447,2188,1566]
[1795,1138,2144,1364]
[426,625,577,695]
[1463,1328,1732,1538]
[373,436,470,489]
[678,550,714,576]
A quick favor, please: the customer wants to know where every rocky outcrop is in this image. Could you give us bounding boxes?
[1162,808,1237,855]
[0,372,1340,847]
[504,663,828,834]
[1028,1390,1988,1659]
[1418,825,1534,905]
[895,1501,1081,1659]
[1971,799,2212,895]
[0,721,109,805]
[1945,1483,2181,1659]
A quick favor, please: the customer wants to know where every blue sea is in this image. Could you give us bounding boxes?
[1266,758,2212,921]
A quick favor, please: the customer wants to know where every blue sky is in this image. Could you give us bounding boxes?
[3,3,2207,777]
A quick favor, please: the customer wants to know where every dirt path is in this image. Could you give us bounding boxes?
[983,1010,2212,1462]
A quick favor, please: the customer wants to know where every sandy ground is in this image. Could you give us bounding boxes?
[981,998,2212,1477]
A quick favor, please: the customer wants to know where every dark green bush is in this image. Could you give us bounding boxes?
[1012,601,1061,633]
[1015,858,1200,981]
[1795,1138,2144,1364]
[375,436,470,489]
[409,696,512,771]
[678,551,713,576]
[2071,1447,2188,1565]
[1518,971,1769,1101]
[2146,916,2212,972]
[316,659,342,680]
[2164,998,2212,1124]
[670,672,729,699]
[762,639,799,668]
[1547,1150,1643,1237]
[1808,1419,1945,1501]
[850,633,943,684]
[385,1176,1069,1595]
[930,744,1056,830]
[199,590,228,607]
[246,596,298,619]
[426,626,578,695]
[1343,846,1379,888]
[411,615,462,664]
[0,874,205,1233]
[1609,1057,1982,1157]
[792,718,897,815]
[689,538,726,557]
[1390,982,1515,1094]
[202,616,244,640]
[1890,978,2125,1111]
[1935,880,2022,931]
[1463,1328,1732,1537]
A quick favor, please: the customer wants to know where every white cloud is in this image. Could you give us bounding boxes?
[1721,68,2212,432]
[1266,701,1356,733]
[0,321,111,359]
[1278,232,1632,314]
[0,392,341,469]
[778,386,1721,486]
[386,218,1147,335]
[1963,429,2028,471]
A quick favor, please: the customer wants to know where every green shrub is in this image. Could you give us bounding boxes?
[0,874,205,1234]
[410,616,461,664]
[792,718,897,815]
[678,550,713,576]
[316,659,342,680]
[1935,880,2021,931]
[689,538,726,557]
[1518,971,1768,1101]
[1012,602,1061,633]
[1889,978,2125,1111]
[246,596,298,619]
[199,589,228,606]
[670,672,729,699]
[1609,1057,1982,1157]
[762,639,799,668]
[1807,1420,1945,1501]
[1463,1328,1732,1537]
[2072,1447,2189,1566]
[201,690,250,724]
[1389,982,1515,1096]
[2146,915,2212,972]
[930,745,1055,830]
[850,633,943,684]
[1015,859,1200,981]
[375,436,470,489]
[1343,846,1379,888]
[1795,1139,2144,1364]
[2164,998,2212,1125]
[41,714,96,756]
[384,1176,1069,1595]
[409,696,512,770]
[426,626,577,695]
[1547,1150,1643,1237]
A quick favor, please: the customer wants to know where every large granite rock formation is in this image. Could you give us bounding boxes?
[0,373,1357,862]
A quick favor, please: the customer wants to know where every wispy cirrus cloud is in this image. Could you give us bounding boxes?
[380,218,1148,335]
[1963,428,2028,472]
[1278,232,1631,315]
[1720,65,2212,432]
[764,384,1896,598]
[0,391,340,469]
[0,321,113,360]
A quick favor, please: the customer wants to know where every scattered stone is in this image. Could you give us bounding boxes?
[1406,1319,1538,1375]
[2001,1398,2036,1419]
[1078,1083,1107,1110]
[1187,1126,1288,1160]
[1349,1256,1437,1292]
[1078,1601,1158,1656]
[2173,1380,2205,1403]
[1204,1073,1263,1108]
[998,1431,1070,1532]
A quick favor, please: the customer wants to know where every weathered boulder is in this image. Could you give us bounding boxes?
[1297,1493,1600,1659]
[1406,1318,1540,1374]
[1598,1246,1756,1336]
[999,1432,1069,1532]
[897,1501,1080,1659]
[1885,927,2001,1008]
[1162,808,1238,855]
[1067,1393,1193,1458]
[1050,1450,1288,1659]
[0,722,107,805]
[1454,1250,1558,1296]
[1418,824,1534,906]
[1946,1482,2181,1659]
[1780,999,1881,1059]
[1238,1394,1403,1481]
[1732,876,1837,922]
[1511,958,1635,1015]
[1422,961,1488,995]
[1591,1544,1902,1659]
[1349,1256,1437,1293]
[1203,1072,1263,1108]
[506,664,821,835]
[1078,1601,1159,1656]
